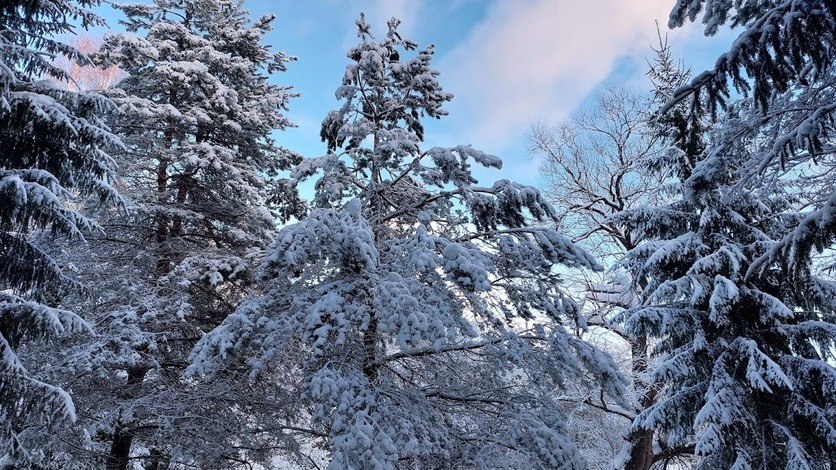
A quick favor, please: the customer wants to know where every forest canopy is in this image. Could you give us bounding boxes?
[1,1,835,469]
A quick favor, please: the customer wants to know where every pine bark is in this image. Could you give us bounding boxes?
[624,336,658,470]
[106,367,148,470]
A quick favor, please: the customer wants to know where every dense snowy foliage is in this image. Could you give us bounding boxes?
[0,0,121,463]
[189,16,628,469]
[5,0,836,468]
[616,1,836,468]
[11,1,300,467]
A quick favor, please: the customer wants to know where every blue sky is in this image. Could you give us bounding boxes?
[92,0,738,188]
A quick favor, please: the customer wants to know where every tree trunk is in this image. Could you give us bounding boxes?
[107,427,134,470]
[626,428,655,470]
[170,124,201,239]
[155,156,170,274]
[362,131,383,382]
[156,86,179,274]
[362,315,379,380]
[106,367,147,470]
[169,175,189,238]
[623,335,660,470]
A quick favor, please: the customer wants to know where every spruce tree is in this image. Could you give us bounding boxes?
[0,0,120,463]
[617,2,836,467]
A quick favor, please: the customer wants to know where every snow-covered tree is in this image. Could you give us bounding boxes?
[616,2,836,468]
[17,1,301,467]
[190,15,629,469]
[529,83,669,470]
[0,0,120,463]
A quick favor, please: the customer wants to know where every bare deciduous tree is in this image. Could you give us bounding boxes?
[53,33,126,91]
[530,83,663,260]
[529,80,690,469]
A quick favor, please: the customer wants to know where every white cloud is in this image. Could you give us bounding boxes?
[436,0,678,150]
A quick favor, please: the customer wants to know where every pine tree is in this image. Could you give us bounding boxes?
[17,1,301,467]
[616,2,836,468]
[190,15,629,469]
[0,0,120,463]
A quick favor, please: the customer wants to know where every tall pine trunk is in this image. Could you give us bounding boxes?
[106,367,148,470]
[624,336,659,470]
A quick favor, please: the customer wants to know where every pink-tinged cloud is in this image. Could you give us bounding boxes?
[437,0,678,149]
